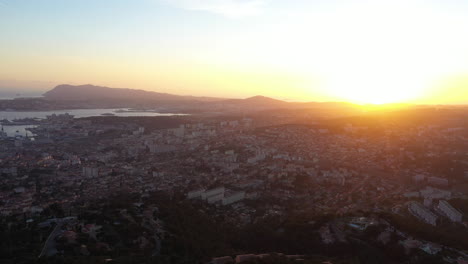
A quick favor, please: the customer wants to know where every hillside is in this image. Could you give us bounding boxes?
[38,84,361,113]
[43,84,224,102]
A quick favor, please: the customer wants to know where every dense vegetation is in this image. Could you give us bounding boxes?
[1,191,457,264]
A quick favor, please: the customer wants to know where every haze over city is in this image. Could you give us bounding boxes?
[1,0,468,104]
[1,1,468,264]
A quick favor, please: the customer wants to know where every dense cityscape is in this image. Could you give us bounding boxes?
[2,1,468,263]
[1,87,467,263]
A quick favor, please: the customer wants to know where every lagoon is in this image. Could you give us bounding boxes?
[0,108,183,121]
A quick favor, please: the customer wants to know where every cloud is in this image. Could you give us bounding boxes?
[162,0,267,18]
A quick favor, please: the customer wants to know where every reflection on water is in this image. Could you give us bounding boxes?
[0,108,185,138]
[0,108,183,121]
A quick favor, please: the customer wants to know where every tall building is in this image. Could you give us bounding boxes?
[413,174,425,183]
[423,198,433,208]
[201,187,225,200]
[437,200,463,223]
[0,125,7,138]
[207,192,224,204]
[428,177,449,187]
[408,201,438,226]
[222,191,245,206]
[82,167,99,178]
[420,187,451,200]
[187,189,206,199]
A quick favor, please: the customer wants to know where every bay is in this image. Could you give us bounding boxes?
[0,108,185,137]
[0,108,183,121]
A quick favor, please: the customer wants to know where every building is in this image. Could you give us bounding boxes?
[222,191,245,206]
[207,192,224,204]
[187,188,206,199]
[437,200,463,223]
[14,187,25,193]
[403,192,420,198]
[235,254,256,263]
[408,201,438,226]
[82,167,99,178]
[423,198,433,208]
[173,125,185,138]
[229,121,239,127]
[148,144,177,154]
[420,187,451,200]
[14,140,23,148]
[1,167,17,176]
[0,125,7,138]
[413,174,425,183]
[201,187,225,200]
[428,177,449,187]
[211,256,234,264]
[46,113,74,122]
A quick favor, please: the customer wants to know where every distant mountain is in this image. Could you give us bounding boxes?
[244,95,285,103]
[41,84,359,113]
[43,84,224,102]
[221,95,289,107]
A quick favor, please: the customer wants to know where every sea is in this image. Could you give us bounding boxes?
[0,108,184,137]
[0,93,43,100]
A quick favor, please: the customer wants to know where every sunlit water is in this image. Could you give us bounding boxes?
[0,108,184,137]
[0,108,184,120]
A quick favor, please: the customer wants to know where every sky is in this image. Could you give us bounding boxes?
[0,0,468,104]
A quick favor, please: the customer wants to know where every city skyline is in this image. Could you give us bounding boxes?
[1,2,468,261]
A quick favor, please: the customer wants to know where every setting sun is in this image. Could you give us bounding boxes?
[1,0,468,104]
[323,66,428,104]
[1,1,468,263]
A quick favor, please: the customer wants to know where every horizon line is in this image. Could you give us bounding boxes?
[1,83,468,106]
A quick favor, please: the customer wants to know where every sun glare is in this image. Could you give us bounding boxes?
[324,71,426,105]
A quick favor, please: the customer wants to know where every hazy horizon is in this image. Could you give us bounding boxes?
[1,3,468,261]
[2,82,468,106]
[1,0,468,104]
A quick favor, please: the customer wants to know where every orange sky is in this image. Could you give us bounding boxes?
[1,0,467,104]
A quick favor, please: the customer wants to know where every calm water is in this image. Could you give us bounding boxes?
[0,108,183,121]
[0,95,43,100]
[0,109,185,137]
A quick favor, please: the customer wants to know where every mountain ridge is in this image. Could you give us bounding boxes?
[43,84,355,106]
[43,84,226,102]
[41,84,363,112]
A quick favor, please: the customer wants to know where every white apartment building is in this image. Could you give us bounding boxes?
[428,177,449,187]
[222,191,245,206]
[408,201,438,226]
[207,193,224,204]
[201,187,225,200]
[82,167,99,178]
[437,200,463,223]
[187,189,206,199]
[420,187,451,200]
